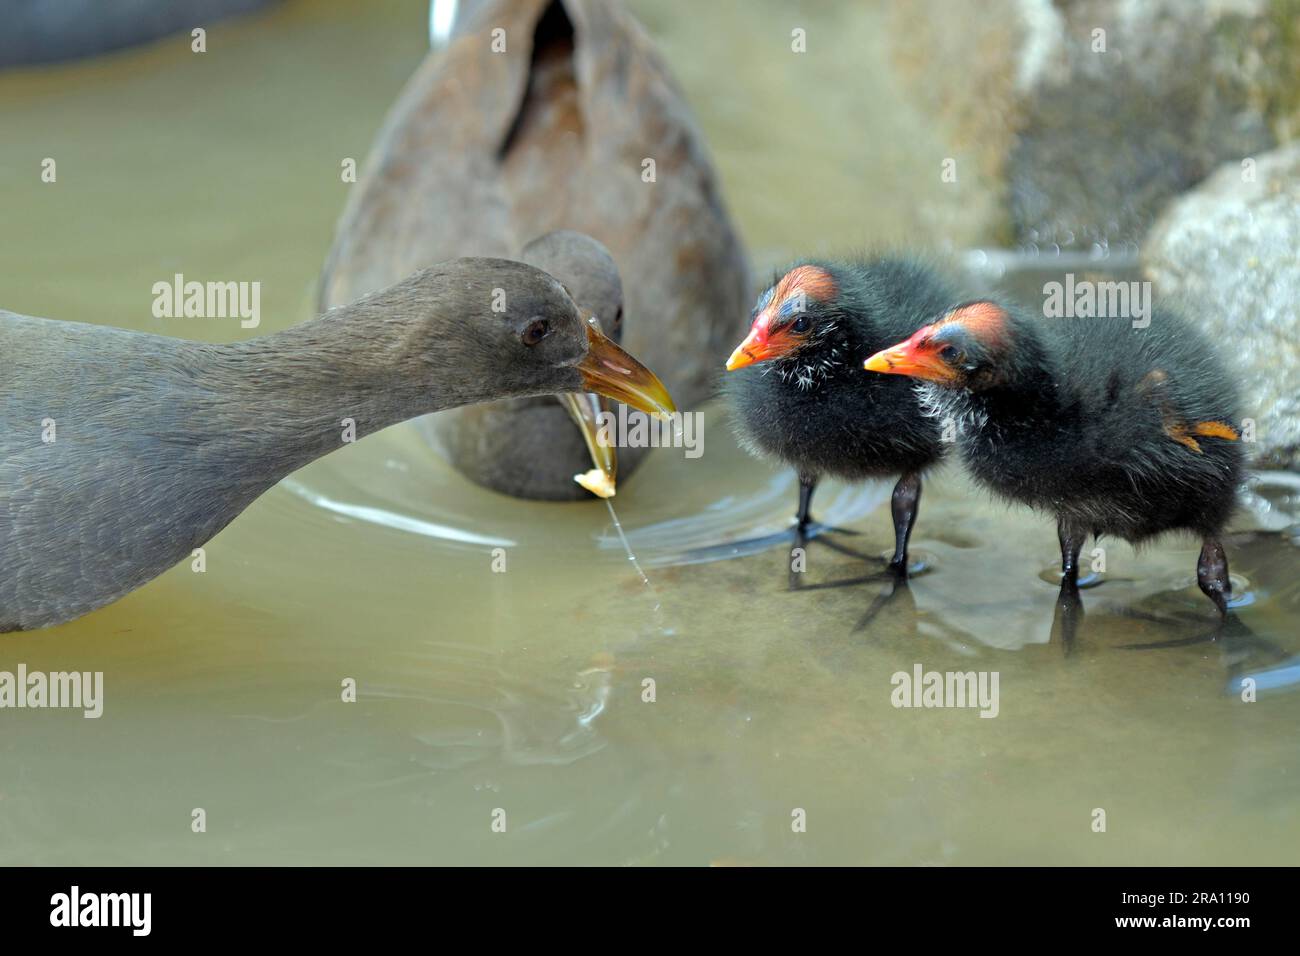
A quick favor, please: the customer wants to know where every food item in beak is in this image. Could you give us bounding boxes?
[574,467,617,498]
[559,390,618,497]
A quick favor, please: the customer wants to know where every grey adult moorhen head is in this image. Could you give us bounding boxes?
[426,230,651,500]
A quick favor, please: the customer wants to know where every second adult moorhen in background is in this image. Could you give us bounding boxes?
[320,0,750,499]
[723,256,959,575]
[865,298,1244,641]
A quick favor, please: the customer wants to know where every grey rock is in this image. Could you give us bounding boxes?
[887,0,1298,250]
[1143,142,1300,469]
[1008,0,1281,251]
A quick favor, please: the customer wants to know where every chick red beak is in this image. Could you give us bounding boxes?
[577,318,677,420]
[726,326,766,371]
[863,327,959,384]
[725,317,799,371]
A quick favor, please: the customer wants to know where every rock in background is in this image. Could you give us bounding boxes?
[888,0,1299,251]
[1144,142,1300,470]
[891,0,1298,472]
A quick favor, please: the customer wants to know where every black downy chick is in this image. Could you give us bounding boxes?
[865,298,1244,644]
[723,256,960,576]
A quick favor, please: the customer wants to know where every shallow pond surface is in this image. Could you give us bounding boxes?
[2,0,1298,865]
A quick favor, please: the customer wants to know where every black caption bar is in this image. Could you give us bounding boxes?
[0,866,1281,942]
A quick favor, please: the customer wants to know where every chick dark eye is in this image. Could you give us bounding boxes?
[791,315,811,334]
[522,319,551,347]
[939,344,960,362]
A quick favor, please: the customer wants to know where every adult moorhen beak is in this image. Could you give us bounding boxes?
[577,316,677,420]
[863,329,960,385]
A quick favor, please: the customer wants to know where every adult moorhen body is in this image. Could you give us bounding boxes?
[865,298,1243,641]
[723,256,959,575]
[0,259,675,632]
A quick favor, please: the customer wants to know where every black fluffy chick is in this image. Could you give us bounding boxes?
[865,298,1244,636]
[724,256,960,574]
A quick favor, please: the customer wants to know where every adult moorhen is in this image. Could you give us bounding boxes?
[320,0,750,499]
[0,259,675,632]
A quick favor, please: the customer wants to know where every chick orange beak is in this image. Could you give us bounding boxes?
[577,317,677,420]
[725,319,799,371]
[863,328,959,384]
[726,327,765,371]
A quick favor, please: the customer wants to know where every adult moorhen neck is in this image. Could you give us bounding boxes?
[723,256,959,575]
[0,258,675,633]
[865,298,1244,637]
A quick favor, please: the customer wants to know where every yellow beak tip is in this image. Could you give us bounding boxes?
[724,348,750,372]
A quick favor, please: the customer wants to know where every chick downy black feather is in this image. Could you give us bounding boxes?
[723,255,960,573]
[869,296,1244,626]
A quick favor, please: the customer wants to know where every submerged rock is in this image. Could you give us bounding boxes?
[1143,142,1300,470]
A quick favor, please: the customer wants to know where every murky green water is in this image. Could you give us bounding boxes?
[2,0,1298,865]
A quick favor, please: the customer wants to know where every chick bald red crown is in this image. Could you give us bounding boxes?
[725,266,838,371]
[863,301,1010,384]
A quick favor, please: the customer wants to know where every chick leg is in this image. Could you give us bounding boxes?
[674,471,866,568]
[791,471,865,544]
[1197,537,1232,619]
[888,471,922,575]
[785,474,817,589]
[1058,520,1084,586]
[1051,519,1086,654]
[795,473,818,534]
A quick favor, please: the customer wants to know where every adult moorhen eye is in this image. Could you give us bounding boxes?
[522,319,551,346]
[612,305,623,330]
